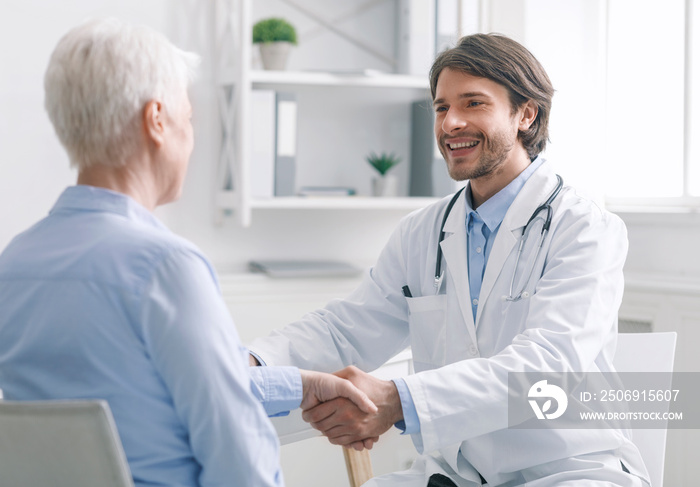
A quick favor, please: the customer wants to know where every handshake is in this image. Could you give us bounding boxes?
[298,366,404,451]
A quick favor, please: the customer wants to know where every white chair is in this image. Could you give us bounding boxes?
[613,332,677,487]
[0,399,134,487]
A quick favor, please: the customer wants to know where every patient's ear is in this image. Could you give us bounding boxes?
[143,100,166,147]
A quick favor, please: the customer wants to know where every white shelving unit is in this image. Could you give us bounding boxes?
[217,192,438,210]
[250,70,426,89]
[214,0,440,226]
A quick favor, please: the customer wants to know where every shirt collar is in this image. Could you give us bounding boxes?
[50,185,168,231]
[464,156,546,232]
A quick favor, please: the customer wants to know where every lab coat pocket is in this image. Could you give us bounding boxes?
[501,297,532,337]
[406,295,448,372]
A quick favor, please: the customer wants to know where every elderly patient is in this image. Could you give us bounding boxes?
[0,18,375,487]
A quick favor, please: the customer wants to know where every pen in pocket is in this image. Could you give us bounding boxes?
[402,285,412,298]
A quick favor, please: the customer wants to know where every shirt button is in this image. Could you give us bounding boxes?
[472,298,478,306]
[476,247,482,254]
[469,345,478,356]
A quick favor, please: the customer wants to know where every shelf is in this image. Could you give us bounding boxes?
[214,0,437,227]
[217,191,438,211]
[221,68,429,90]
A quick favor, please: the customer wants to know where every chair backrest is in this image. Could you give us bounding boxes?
[0,399,134,487]
[613,332,677,487]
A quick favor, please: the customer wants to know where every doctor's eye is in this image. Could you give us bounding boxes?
[467,101,482,108]
[434,106,447,113]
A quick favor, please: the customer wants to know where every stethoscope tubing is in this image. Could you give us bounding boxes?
[434,175,564,297]
[434,187,467,287]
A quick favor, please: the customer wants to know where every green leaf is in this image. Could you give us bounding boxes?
[365,151,402,176]
[252,18,298,45]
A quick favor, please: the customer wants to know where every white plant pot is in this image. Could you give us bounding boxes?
[372,174,399,197]
[259,41,292,70]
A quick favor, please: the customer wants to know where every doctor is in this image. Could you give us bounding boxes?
[249,34,648,487]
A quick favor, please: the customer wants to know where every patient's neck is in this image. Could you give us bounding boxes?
[77,158,159,212]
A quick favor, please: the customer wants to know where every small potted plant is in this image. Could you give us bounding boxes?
[252,17,297,70]
[366,152,401,197]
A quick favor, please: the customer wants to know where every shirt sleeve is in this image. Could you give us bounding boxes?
[391,378,421,439]
[249,365,302,416]
[139,248,286,487]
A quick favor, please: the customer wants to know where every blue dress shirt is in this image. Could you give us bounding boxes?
[464,156,544,322]
[0,186,301,487]
[395,157,545,436]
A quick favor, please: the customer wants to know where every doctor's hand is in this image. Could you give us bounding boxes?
[299,369,378,417]
[301,366,403,451]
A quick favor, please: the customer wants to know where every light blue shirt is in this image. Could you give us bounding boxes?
[464,156,544,322]
[0,186,301,487]
[395,157,545,436]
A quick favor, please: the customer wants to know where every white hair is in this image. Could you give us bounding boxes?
[44,18,200,170]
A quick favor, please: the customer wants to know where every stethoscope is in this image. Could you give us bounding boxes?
[434,175,564,302]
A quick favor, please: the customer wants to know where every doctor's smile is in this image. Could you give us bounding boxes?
[447,140,479,150]
[443,137,481,156]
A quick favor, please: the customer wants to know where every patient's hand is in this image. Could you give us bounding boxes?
[301,366,403,451]
[299,369,377,421]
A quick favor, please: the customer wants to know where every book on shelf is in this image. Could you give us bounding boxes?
[249,90,297,198]
[248,260,362,278]
[297,187,357,197]
[409,100,456,197]
[275,92,297,197]
[250,90,275,198]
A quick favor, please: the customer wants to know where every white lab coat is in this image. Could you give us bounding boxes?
[250,161,649,487]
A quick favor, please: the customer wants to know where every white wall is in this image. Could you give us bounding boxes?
[621,212,700,278]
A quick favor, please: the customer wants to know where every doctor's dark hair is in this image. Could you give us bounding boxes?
[429,33,554,159]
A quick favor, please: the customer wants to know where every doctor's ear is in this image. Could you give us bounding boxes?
[517,101,538,131]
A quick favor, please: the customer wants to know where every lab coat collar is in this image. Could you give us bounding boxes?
[463,156,545,234]
[476,160,560,325]
[438,185,478,336]
[441,157,552,235]
[438,159,559,332]
[503,159,560,233]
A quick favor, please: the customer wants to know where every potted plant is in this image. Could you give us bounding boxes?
[252,17,297,70]
[366,152,401,197]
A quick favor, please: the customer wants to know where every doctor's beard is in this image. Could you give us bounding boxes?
[440,129,516,182]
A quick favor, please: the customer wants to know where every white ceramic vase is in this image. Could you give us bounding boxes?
[372,174,398,197]
[259,41,292,70]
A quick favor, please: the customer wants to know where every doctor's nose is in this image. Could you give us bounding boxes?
[441,109,468,134]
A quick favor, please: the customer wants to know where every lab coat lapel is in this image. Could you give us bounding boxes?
[439,191,479,344]
[475,163,559,326]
